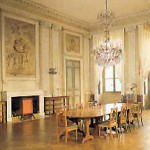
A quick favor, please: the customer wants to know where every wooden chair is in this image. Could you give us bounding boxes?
[63,104,72,111]
[56,110,78,143]
[88,102,94,108]
[118,105,128,133]
[98,107,118,138]
[76,103,83,109]
[127,104,135,131]
[133,102,144,127]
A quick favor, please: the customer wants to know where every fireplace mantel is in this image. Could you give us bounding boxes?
[2,90,45,122]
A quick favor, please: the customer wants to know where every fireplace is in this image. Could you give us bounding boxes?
[2,90,44,122]
[12,96,39,118]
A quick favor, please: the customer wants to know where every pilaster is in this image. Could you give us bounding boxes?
[89,36,95,94]
[124,25,139,100]
[83,34,91,105]
[39,22,51,95]
[124,25,138,84]
[50,24,63,96]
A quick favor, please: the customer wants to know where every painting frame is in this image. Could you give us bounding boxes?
[1,12,39,82]
[64,30,82,56]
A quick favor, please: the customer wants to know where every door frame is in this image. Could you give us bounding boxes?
[64,56,84,105]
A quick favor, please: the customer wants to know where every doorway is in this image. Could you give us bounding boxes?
[66,60,81,108]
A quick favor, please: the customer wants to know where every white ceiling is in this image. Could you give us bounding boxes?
[31,0,150,24]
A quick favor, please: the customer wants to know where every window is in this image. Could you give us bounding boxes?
[104,66,121,92]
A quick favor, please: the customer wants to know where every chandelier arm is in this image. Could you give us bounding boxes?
[94,0,123,67]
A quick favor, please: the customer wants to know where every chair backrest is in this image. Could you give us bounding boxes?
[76,103,83,109]
[120,105,127,120]
[134,102,143,115]
[128,104,134,119]
[133,103,142,114]
[137,95,143,104]
[56,111,67,128]
[110,107,118,123]
[138,102,143,113]
[64,104,72,111]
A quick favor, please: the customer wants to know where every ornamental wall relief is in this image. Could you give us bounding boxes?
[66,34,80,54]
[4,17,36,77]
[64,31,82,56]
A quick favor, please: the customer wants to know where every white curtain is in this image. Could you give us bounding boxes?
[138,24,150,80]
[94,64,103,101]
[138,24,150,94]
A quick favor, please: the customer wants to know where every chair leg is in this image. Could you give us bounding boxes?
[115,125,118,137]
[76,129,77,142]
[57,134,59,143]
[137,118,140,127]
[128,123,131,132]
[124,123,127,132]
[120,124,122,134]
[126,123,128,131]
[65,131,68,143]
[56,129,59,143]
[128,120,135,132]
[110,128,113,138]
[141,117,144,126]
[98,126,101,136]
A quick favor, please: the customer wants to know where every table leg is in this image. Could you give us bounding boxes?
[82,118,94,143]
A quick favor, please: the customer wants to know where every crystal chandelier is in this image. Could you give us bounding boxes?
[94,0,122,67]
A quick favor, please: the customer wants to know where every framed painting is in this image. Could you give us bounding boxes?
[2,13,39,81]
[64,31,82,56]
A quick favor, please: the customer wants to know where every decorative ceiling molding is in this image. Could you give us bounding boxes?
[90,9,150,32]
[1,0,150,33]
[0,0,90,32]
[115,9,150,27]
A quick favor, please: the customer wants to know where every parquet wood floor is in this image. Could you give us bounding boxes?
[0,109,150,150]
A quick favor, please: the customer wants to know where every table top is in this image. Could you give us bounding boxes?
[66,103,128,119]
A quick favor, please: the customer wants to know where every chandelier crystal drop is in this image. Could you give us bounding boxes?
[94,0,123,67]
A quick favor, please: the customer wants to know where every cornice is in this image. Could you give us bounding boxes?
[0,0,90,32]
[90,9,150,32]
[1,0,150,33]
[115,9,150,27]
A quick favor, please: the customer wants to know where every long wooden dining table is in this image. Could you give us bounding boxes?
[66,103,127,143]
